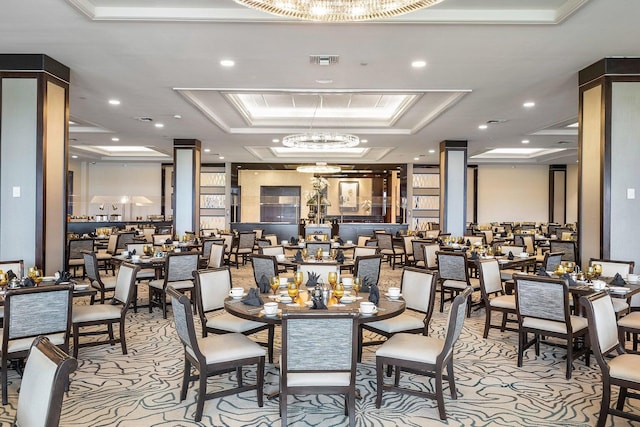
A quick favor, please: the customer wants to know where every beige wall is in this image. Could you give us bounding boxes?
[326,177,373,216]
[566,164,578,224]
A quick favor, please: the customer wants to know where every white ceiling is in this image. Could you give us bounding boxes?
[1,0,637,165]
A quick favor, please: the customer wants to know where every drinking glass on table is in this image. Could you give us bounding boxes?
[33,269,43,284]
[270,276,280,294]
[328,272,338,287]
[352,277,362,298]
[287,282,299,302]
[294,271,304,287]
[334,282,344,303]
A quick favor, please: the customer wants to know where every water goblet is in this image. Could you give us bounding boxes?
[333,282,344,303]
[593,263,602,278]
[330,248,337,260]
[315,248,323,261]
[270,276,280,295]
[294,271,304,287]
[301,248,308,260]
[287,282,299,302]
[27,266,36,279]
[352,277,362,298]
[328,271,338,287]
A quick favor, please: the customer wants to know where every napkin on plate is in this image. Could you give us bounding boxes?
[336,250,345,264]
[561,272,577,286]
[306,272,320,287]
[313,235,322,241]
[507,251,514,260]
[469,251,479,260]
[241,288,263,306]
[290,236,297,245]
[337,237,344,244]
[466,239,471,247]
[611,273,627,286]
[131,249,136,255]
[56,271,72,284]
[258,275,270,293]
[6,270,16,281]
[294,250,303,262]
[537,266,549,277]
[311,295,327,309]
[23,277,36,287]
[165,238,173,244]
[368,283,380,305]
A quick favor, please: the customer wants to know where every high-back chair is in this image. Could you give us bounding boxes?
[581,292,640,427]
[436,251,479,315]
[71,262,140,358]
[152,233,172,247]
[361,268,437,359]
[142,227,155,243]
[231,231,256,268]
[297,263,339,286]
[168,287,265,422]
[14,336,78,427]
[422,243,439,271]
[83,250,117,304]
[464,235,485,246]
[280,311,358,427]
[514,274,590,379]
[356,235,371,247]
[352,246,378,259]
[251,254,278,289]
[477,259,516,338]
[66,238,94,278]
[194,267,275,363]
[514,234,534,254]
[375,287,472,421]
[96,234,117,274]
[207,243,226,268]
[549,239,577,263]
[0,259,24,279]
[590,258,636,315]
[148,252,199,318]
[259,245,285,256]
[353,254,382,293]
[200,237,225,267]
[116,231,136,252]
[376,233,404,269]
[411,240,426,268]
[264,234,278,246]
[542,251,565,272]
[1,284,73,404]
[402,236,415,265]
[126,242,145,255]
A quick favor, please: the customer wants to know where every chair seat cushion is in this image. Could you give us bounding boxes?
[376,333,444,364]
[608,353,640,383]
[149,279,193,290]
[612,298,629,313]
[2,332,66,354]
[92,276,117,290]
[68,259,84,266]
[187,333,265,364]
[286,372,351,387]
[443,277,480,290]
[365,314,424,334]
[135,269,156,280]
[415,261,425,268]
[490,294,516,310]
[73,304,121,323]
[522,315,588,334]
[95,252,112,260]
[618,311,640,330]
[380,249,395,255]
[206,312,267,333]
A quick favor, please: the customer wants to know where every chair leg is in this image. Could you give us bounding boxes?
[267,325,275,364]
[347,391,356,427]
[447,358,457,399]
[107,323,115,345]
[257,357,265,407]
[195,365,206,422]
[482,307,491,338]
[375,356,384,408]
[236,367,243,387]
[517,331,525,367]
[162,290,168,319]
[179,358,190,401]
[73,324,80,358]
[435,367,447,420]
[120,320,128,355]
[565,336,573,380]
[2,357,8,405]
[596,381,611,427]
[616,387,628,411]
[280,390,287,426]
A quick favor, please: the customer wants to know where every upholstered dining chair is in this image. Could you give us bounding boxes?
[71,262,139,358]
[436,251,480,315]
[83,251,117,304]
[402,235,415,265]
[581,291,640,427]
[356,235,371,247]
[194,267,275,363]
[297,263,339,286]
[549,239,577,263]
[514,234,535,255]
[352,254,382,293]
[152,233,172,247]
[352,245,378,259]
[2,284,73,404]
[200,237,224,268]
[66,238,94,278]
[360,268,437,360]
[375,287,472,421]
[542,251,564,272]
[590,258,635,316]
[95,233,117,275]
[422,243,439,271]
[514,274,590,379]
[115,231,136,253]
[280,310,359,427]
[231,231,256,268]
[376,233,404,269]
[477,259,517,338]
[14,336,78,427]
[149,252,199,318]
[411,240,426,268]
[251,254,279,289]
[206,243,226,269]
[496,245,525,281]
[264,234,278,246]
[168,287,265,423]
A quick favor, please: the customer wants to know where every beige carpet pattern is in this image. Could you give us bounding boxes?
[0,261,638,426]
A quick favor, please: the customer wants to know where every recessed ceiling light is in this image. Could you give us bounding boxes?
[204,148,211,153]
[428,149,435,153]
[414,157,419,161]
[71,155,78,159]
[154,123,164,128]
[521,139,530,144]
[478,124,488,130]
[69,121,76,125]
[523,101,535,108]
[315,79,334,84]
[111,137,120,142]
[108,99,120,105]
[411,60,427,68]
[272,139,280,143]
[566,122,578,128]
[361,139,368,143]
[220,59,235,67]
[219,156,225,160]
[173,114,182,119]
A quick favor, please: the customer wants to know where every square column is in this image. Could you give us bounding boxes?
[439,140,467,236]
[173,139,201,237]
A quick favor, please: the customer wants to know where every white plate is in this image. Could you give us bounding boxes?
[384,292,402,300]
[41,276,56,281]
[277,296,293,303]
[229,293,247,299]
[610,287,631,294]
[74,284,89,291]
[341,296,356,303]
[358,307,378,315]
[259,309,282,317]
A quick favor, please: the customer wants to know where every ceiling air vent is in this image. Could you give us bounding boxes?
[557,141,571,144]
[309,55,339,66]
[134,117,154,122]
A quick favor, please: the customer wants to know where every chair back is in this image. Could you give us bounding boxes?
[200,228,218,237]
[126,243,145,254]
[252,229,264,239]
[251,254,278,287]
[356,235,371,247]
[165,252,199,283]
[353,246,378,259]
[194,267,232,314]
[402,236,414,255]
[222,234,234,254]
[500,245,524,256]
[237,232,256,251]
[305,242,331,254]
[549,240,577,263]
[478,259,503,296]
[201,238,224,259]
[116,232,136,251]
[264,234,278,246]
[436,251,468,282]
[152,234,172,246]
[589,258,634,277]
[514,235,534,254]
[441,287,472,360]
[14,336,78,427]
[113,263,139,306]
[411,240,426,264]
[207,243,226,268]
[401,267,436,314]
[256,239,271,248]
[464,235,485,246]
[423,244,439,269]
[67,239,94,263]
[424,230,440,239]
[167,287,201,361]
[480,230,493,244]
[260,246,284,256]
[142,227,155,243]
[580,292,623,370]
[514,275,570,324]
[281,311,358,386]
[106,234,119,254]
[376,233,393,251]
[82,251,104,287]
[297,263,339,285]
[0,260,24,279]
[543,251,564,272]
[353,255,382,291]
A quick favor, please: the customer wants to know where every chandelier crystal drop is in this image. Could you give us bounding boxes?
[296,163,341,173]
[234,0,446,22]
[282,132,360,150]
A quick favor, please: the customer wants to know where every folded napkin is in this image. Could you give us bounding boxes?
[336,250,345,264]
[311,295,328,310]
[361,277,372,293]
[537,266,549,277]
[368,283,380,305]
[241,288,263,306]
[294,250,303,262]
[258,274,270,293]
[290,236,297,245]
[165,238,173,244]
[56,271,72,284]
[561,272,577,286]
[131,249,136,255]
[23,277,35,287]
[306,271,320,287]
[507,251,514,260]
[469,251,479,260]
[314,235,322,241]
[395,231,401,238]
[6,269,16,281]
[416,232,424,238]
[611,273,627,286]
[337,237,344,244]
[466,239,471,247]
[194,238,199,245]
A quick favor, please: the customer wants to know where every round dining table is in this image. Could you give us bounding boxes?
[224,288,406,325]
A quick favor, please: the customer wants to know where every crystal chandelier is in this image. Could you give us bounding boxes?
[297,162,341,173]
[282,132,359,150]
[234,0,446,22]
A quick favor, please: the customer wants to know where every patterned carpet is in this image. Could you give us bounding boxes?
[0,262,638,426]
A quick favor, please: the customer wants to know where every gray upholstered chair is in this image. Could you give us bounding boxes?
[194,267,275,363]
[14,336,78,427]
[221,233,234,264]
[542,251,564,272]
[352,254,382,293]
[231,231,256,268]
[581,291,640,427]
[206,243,226,268]
[149,252,199,318]
[436,251,480,315]
[375,287,471,421]
[83,251,117,304]
[305,241,331,255]
[361,268,437,359]
[297,263,339,286]
[95,233,117,275]
[200,238,224,267]
[66,238,94,278]
[71,262,140,358]
[376,233,403,269]
[280,311,358,427]
[478,259,516,338]
[411,240,426,268]
[514,234,535,255]
[514,274,590,379]
[1,284,73,404]
[549,239,577,263]
[168,287,265,422]
[251,254,279,290]
[115,231,136,253]
[497,245,526,281]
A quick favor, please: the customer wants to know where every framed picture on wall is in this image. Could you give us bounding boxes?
[339,181,359,212]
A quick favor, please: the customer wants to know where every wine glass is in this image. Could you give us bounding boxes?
[301,248,308,260]
[27,266,36,280]
[333,282,344,303]
[593,263,602,278]
[328,271,338,287]
[287,282,299,302]
[330,248,337,260]
[33,269,43,285]
[294,271,304,287]
[0,272,7,290]
[315,248,323,261]
[270,276,280,295]
[352,277,362,299]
